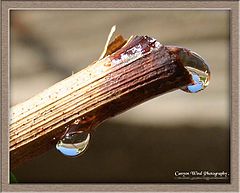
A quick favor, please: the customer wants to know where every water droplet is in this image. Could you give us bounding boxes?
[56,131,90,157]
[179,50,210,93]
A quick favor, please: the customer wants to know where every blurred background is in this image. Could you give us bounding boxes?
[10,10,229,183]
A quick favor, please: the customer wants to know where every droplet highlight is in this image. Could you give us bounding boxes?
[56,131,90,157]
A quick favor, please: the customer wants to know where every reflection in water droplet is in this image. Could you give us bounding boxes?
[56,131,90,157]
[179,50,210,93]
[182,73,203,93]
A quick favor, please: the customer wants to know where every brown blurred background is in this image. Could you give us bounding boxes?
[10,10,229,183]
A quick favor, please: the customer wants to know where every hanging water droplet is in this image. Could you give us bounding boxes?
[177,49,210,93]
[56,131,91,157]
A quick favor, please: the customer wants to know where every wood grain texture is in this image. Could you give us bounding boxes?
[10,36,192,169]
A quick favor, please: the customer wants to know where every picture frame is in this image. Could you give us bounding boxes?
[1,1,239,192]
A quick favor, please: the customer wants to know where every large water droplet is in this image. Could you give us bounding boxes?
[56,131,91,157]
[178,50,210,93]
